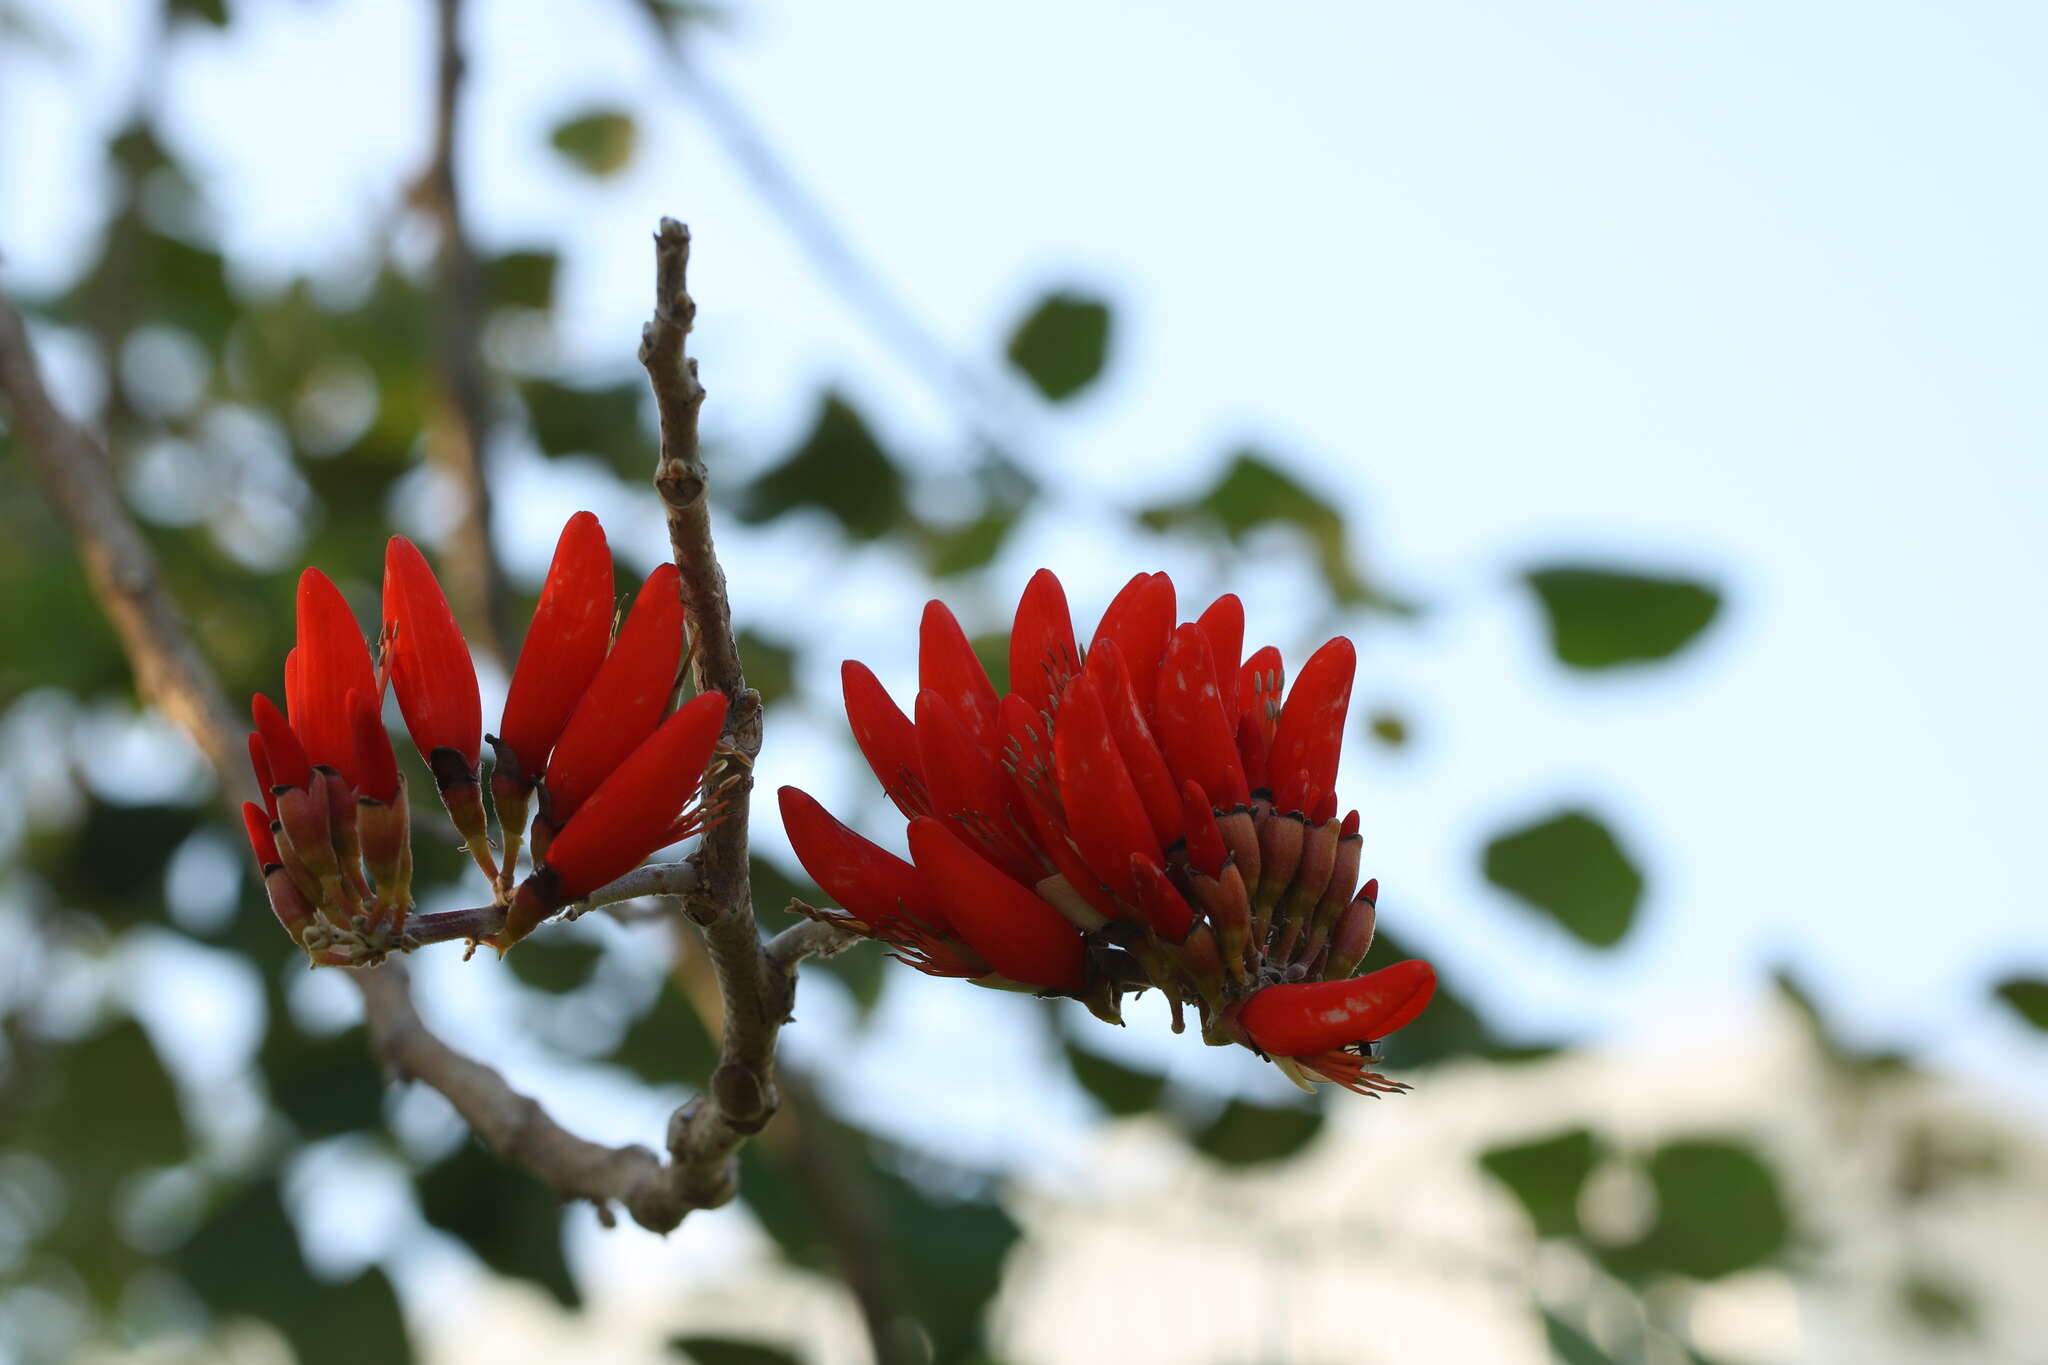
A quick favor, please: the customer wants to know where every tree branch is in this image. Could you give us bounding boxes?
[641,216,789,1210]
[416,0,510,658]
[0,223,851,1231]
[0,295,242,780]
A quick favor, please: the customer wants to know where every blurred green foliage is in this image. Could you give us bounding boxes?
[7,4,2022,1365]
[1483,809,1644,948]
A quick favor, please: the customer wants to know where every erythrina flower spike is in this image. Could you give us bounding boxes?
[236,513,724,969]
[782,569,1438,1095]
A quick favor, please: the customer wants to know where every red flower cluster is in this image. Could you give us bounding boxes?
[781,571,1437,1094]
[240,513,729,964]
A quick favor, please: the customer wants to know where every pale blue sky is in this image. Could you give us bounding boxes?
[4,0,2045,1166]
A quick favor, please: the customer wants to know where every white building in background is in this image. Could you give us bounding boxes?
[414,996,2047,1365]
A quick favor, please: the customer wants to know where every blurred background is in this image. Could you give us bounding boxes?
[2,0,2045,1362]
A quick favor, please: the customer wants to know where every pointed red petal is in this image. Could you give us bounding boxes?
[1008,569,1080,716]
[1269,636,1355,814]
[252,694,311,790]
[1236,710,1270,792]
[293,569,377,779]
[1196,593,1245,682]
[283,647,305,733]
[1129,855,1195,942]
[1238,960,1437,1057]
[907,816,1086,991]
[919,599,1000,754]
[347,690,400,805]
[1238,646,1285,740]
[1085,640,1184,849]
[1052,676,1158,904]
[843,661,928,818]
[1014,794,1121,920]
[544,563,685,824]
[1152,625,1250,808]
[1181,780,1227,877]
[777,787,949,935]
[241,801,280,868]
[498,511,614,778]
[997,692,1060,818]
[915,690,1039,884]
[247,733,276,819]
[382,538,482,770]
[543,690,727,901]
[1088,571,1176,693]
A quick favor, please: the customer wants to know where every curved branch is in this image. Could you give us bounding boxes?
[0,219,846,1232]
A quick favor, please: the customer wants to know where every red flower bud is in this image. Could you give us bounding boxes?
[1239,960,1436,1057]
[906,816,1086,993]
[1194,591,1244,682]
[291,569,378,781]
[1008,568,1079,716]
[1052,676,1156,906]
[251,694,311,791]
[919,599,1001,755]
[1153,624,1249,809]
[496,510,614,783]
[1088,571,1175,690]
[843,660,928,819]
[778,786,949,936]
[1270,636,1354,816]
[537,689,728,904]
[543,562,685,826]
[382,537,482,774]
[347,690,400,806]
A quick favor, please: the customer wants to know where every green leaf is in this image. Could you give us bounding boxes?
[1138,450,1386,606]
[506,938,605,993]
[417,1143,579,1308]
[1482,809,1643,948]
[1004,291,1111,401]
[1063,1043,1166,1117]
[1368,710,1409,747]
[295,1268,415,1365]
[615,981,722,1089]
[549,109,638,176]
[484,249,559,311]
[261,1024,389,1139]
[740,1114,1018,1364]
[1188,1098,1323,1166]
[179,1181,415,1362]
[169,0,229,25]
[736,394,909,541]
[1524,566,1722,670]
[521,378,655,479]
[922,505,1019,578]
[1542,1310,1617,1365]
[1479,1128,1601,1240]
[1900,1270,1977,1335]
[32,798,203,926]
[1773,968,1909,1080]
[738,630,798,706]
[1992,976,2048,1031]
[669,1336,803,1365]
[1605,1138,1790,1281]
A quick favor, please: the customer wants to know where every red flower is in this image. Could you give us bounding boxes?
[540,562,686,835]
[781,569,1437,1093]
[288,569,378,782]
[499,689,728,947]
[236,514,715,969]
[383,536,482,776]
[494,511,614,786]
